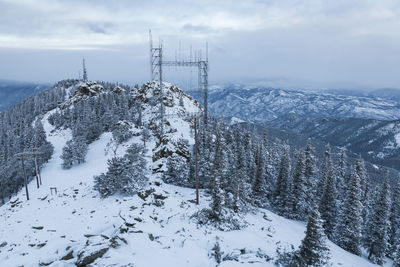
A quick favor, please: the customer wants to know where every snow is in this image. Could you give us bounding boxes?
[395,133,400,147]
[0,85,390,267]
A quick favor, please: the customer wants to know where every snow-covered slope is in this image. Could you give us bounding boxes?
[0,123,384,266]
[0,82,389,267]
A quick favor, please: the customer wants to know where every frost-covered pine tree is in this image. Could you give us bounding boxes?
[197,123,213,188]
[60,137,88,168]
[163,153,189,186]
[335,166,363,256]
[122,143,148,194]
[73,136,88,164]
[304,138,317,214]
[112,121,133,144]
[94,157,124,197]
[355,156,368,202]
[366,180,391,265]
[390,178,400,258]
[319,164,337,240]
[274,145,291,216]
[231,140,249,213]
[60,140,74,169]
[292,202,330,266]
[336,148,347,202]
[94,143,147,197]
[33,119,54,164]
[287,149,307,220]
[210,124,226,217]
[252,144,267,207]
[317,144,332,200]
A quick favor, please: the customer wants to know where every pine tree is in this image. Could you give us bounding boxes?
[336,148,347,203]
[366,180,391,265]
[317,144,332,200]
[288,149,307,220]
[335,166,363,256]
[94,157,124,197]
[292,202,330,266]
[390,178,400,258]
[163,153,189,186]
[122,143,148,194]
[319,164,337,240]
[60,140,74,169]
[73,136,88,164]
[252,144,267,207]
[274,145,291,216]
[210,125,226,217]
[94,144,147,197]
[355,156,368,200]
[304,138,317,214]
[231,140,248,213]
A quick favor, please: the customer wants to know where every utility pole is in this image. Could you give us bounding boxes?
[164,112,203,204]
[194,116,199,205]
[32,148,44,187]
[15,153,29,201]
[191,112,203,205]
[15,149,44,200]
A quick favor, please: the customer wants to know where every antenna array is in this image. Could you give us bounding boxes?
[149,30,209,133]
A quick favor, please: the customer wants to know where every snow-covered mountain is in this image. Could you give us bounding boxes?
[204,85,400,171]
[206,85,400,122]
[266,114,400,171]
[0,81,395,266]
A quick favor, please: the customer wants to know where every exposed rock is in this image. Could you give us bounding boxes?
[153,193,168,200]
[138,188,155,201]
[60,250,74,261]
[76,246,109,267]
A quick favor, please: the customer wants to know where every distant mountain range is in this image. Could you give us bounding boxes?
[0,79,49,110]
[206,84,400,122]
[204,84,400,171]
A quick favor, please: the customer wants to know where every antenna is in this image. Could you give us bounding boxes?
[149,32,209,127]
[149,30,153,80]
[82,57,88,82]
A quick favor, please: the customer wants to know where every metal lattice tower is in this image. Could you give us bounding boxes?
[149,30,165,135]
[149,30,209,129]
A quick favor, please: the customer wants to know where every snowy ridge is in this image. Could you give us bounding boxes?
[0,81,388,266]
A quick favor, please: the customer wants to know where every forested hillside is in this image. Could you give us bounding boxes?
[0,80,399,266]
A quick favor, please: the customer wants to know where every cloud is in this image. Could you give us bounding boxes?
[181,24,215,33]
[0,0,400,88]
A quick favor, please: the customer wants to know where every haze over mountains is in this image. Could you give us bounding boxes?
[0,80,49,110]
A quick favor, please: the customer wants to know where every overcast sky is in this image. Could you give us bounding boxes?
[1,0,400,89]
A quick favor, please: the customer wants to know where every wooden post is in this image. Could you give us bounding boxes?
[34,155,42,187]
[194,116,199,205]
[34,155,40,188]
[20,155,29,201]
